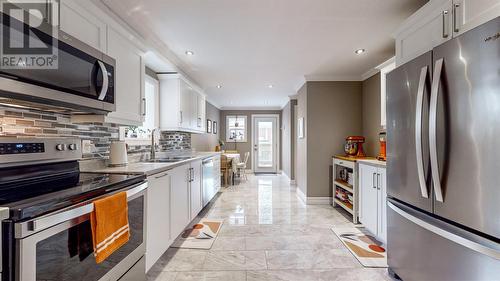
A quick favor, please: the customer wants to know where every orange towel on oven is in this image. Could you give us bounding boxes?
[90,191,130,264]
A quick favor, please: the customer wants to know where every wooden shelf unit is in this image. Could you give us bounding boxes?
[333,156,371,224]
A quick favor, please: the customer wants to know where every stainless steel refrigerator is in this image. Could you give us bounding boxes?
[386,17,500,281]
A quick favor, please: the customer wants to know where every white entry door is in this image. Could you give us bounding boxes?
[252,115,279,173]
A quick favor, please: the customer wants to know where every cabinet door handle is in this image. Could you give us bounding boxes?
[373,173,377,189]
[142,97,146,116]
[180,111,183,124]
[377,173,381,190]
[442,10,450,38]
[453,3,460,33]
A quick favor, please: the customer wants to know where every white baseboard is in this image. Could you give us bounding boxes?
[281,171,297,185]
[296,187,307,204]
[295,187,332,205]
[306,197,333,205]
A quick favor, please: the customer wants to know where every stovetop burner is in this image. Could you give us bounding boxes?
[0,160,145,221]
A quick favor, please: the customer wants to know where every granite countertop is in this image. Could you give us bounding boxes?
[82,151,221,177]
[357,158,387,168]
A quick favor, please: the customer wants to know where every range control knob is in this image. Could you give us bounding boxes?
[56,144,66,151]
[68,144,78,151]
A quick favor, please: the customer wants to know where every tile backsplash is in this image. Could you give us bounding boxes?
[0,106,192,159]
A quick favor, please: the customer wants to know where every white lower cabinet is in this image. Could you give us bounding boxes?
[145,172,171,271]
[170,164,191,239]
[189,160,203,220]
[359,162,387,243]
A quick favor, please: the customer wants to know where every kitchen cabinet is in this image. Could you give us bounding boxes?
[332,156,359,224]
[145,171,171,271]
[359,161,387,243]
[453,0,500,36]
[395,0,453,66]
[170,164,191,239]
[104,27,145,126]
[59,0,107,52]
[394,0,500,66]
[158,74,206,133]
[189,160,203,220]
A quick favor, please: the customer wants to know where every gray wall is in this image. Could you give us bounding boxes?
[296,84,308,197]
[307,81,363,197]
[220,110,282,170]
[362,73,382,157]
[295,81,363,198]
[281,99,297,180]
[191,101,220,151]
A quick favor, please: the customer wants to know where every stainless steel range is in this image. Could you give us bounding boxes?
[0,138,146,281]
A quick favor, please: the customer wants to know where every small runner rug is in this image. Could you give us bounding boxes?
[171,219,224,249]
[331,226,388,268]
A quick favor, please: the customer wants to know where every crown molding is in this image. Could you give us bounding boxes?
[361,68,380,81]
[304,74,363,82]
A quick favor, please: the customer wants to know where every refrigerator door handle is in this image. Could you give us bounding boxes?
[430,58,444,202]
[415,66,430,198]
[388,201,500,260]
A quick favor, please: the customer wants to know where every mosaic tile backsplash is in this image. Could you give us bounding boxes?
[0,106,192,159]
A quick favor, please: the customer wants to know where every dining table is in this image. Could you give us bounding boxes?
[223,153,240,185]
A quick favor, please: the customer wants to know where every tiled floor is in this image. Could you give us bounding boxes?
[147,174,391,281]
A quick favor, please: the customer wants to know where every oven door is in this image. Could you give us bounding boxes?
[14,182,146,281]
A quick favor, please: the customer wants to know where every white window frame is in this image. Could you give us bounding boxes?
[226,115,248,143]
[121,75,160,145]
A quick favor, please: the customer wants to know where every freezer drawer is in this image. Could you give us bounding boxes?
[387,199,500,281]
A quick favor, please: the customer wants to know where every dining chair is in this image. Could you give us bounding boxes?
[236,152,250,181]
[220,155,232,186]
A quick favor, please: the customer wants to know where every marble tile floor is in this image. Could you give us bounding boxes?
[147,174,392,281]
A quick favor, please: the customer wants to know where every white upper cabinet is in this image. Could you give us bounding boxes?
[59,0,107,52]
[105,27,145,125]
[453,0,500,36]
[395,0,500,66]
[159,74,206,133]
[395,0,453,66]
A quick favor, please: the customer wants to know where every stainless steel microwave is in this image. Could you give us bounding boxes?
[0,12,115,114]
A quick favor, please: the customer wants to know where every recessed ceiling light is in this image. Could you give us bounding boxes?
[185,50,194,56]
[268,84,274,88]
[354,49,366,55]
[216,85,222,89]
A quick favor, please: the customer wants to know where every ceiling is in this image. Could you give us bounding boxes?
[101,0,426,109]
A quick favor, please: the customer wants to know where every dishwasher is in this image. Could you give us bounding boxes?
[202,157,217,207]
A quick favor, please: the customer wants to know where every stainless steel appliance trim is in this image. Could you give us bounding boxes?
[415,66,430,198]
[16,182,147,238]
[430,58,444,202]
[442,10,450,38]
[453,3,460,33]
[58,30,103,61]
[0,207,9,273]
[97,61,109,101]
[0,77,112,113]
[16,195,146,281]
[388,202,500,260]
[0,138,82,168]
